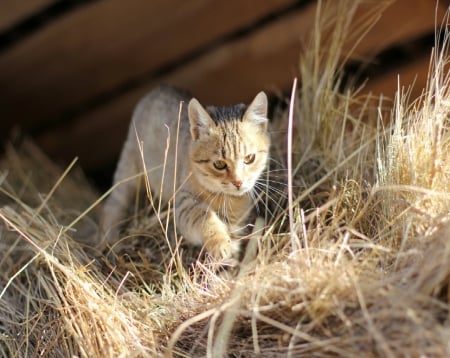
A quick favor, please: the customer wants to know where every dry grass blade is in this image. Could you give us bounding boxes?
[1,1,450,357]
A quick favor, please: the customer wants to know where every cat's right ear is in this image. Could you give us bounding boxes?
[243,91,268,132]
[188,98,214,140]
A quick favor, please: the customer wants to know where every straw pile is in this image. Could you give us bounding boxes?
[1,0,450,356]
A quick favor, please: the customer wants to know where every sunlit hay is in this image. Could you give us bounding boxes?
[0,144,162,356]
[166,0,395,356]
[296,0,387,167]
[377,12,450,248]
[2,0,450,357]
[166,2,450,356]
[267,0,384,250]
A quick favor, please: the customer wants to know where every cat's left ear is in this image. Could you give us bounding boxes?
[188,98,215,140]
[243,91,268,131]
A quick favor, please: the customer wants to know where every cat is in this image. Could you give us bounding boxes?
[101,85,270,263]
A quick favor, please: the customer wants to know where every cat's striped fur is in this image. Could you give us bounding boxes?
[101,85,270,262]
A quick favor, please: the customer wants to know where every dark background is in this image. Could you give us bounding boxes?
[0,0,447,189]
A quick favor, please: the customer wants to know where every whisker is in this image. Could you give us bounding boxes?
[249,190,261,216]
[254,182,288,197]
[253,184,287,216]
[222,193,229,221]
[259,170,287,178]
[202,190,217,216]
[251,188,275,219]
[267,157,285,166]
[219,192,224,218]
[260,171,288,177]
[260,172,288,181]
[263,168,287,173]
[254,183,287,202]
[256,178,289,187]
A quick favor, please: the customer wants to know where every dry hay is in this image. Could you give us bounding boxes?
[2,1,450,357]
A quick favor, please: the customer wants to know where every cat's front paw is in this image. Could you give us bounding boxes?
[204,229,240,265]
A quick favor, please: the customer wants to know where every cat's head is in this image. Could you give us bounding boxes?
[188,92,270,196]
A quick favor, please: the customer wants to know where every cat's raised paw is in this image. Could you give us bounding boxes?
[204,232,241,264]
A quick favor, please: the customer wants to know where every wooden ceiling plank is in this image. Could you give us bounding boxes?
[364,54,434,102]
[2,0,442,126]
[38,0,442,168]
[0,0,56,32]
[35,0,444,169]
[35,87,145,168]
[0,0,296,134]
[34,3,318,169]
[352,0,447,58]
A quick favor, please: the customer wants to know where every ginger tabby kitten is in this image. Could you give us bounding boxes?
[101,85,270,262]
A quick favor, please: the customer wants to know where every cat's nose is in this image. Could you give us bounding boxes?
[232,180,242,189]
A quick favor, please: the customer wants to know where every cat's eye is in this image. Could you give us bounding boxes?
[213,160,227,170]
[244,154,256,164]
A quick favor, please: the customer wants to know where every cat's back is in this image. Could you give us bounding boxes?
[132,85,191,136]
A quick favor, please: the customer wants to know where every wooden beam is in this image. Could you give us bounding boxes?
[36,86,146,169]
[4,0,444,141]
[35,3,317,170]
[353,0,447,58]
[0,0,296,138]
[35,0,445,171]
[0,0,55,32]
[366,58,430,101]
[363,51,450,105]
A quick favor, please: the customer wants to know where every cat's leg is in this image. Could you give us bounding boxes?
[100,139,139,247]
[175,191,240,262]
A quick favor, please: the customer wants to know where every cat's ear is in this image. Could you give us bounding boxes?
[243,91,268,131]
[188,98,214,140]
